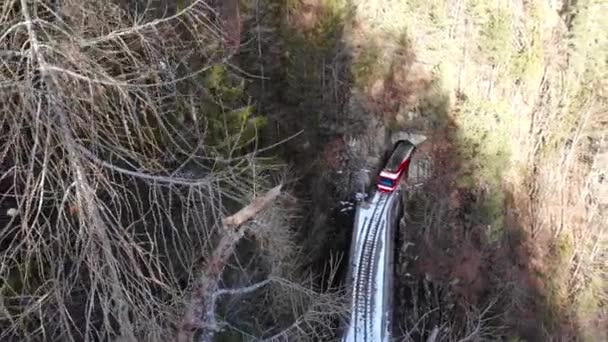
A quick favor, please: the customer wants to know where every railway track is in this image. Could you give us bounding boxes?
[342,191,399,342]
[353,194,388,340]
[342,140,414,342]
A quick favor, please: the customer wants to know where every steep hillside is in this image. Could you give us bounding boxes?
[0,0,605,341]
[235,0,607,340]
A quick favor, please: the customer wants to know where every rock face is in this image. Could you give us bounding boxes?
[339,92,390,196]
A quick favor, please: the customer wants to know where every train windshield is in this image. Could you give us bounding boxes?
[385,141,413,172]
[379,178,394,187]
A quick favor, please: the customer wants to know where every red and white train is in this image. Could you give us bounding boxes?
[376,140,416,192]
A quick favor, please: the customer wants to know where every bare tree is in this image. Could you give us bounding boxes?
[0,1,344,341]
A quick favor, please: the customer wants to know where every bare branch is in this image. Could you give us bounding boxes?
[223,185,282,228]
[215,278,273,297]
[80,0,217,48]
[177,185,282,342]
[426,326,439,342]
[76,144,215,186]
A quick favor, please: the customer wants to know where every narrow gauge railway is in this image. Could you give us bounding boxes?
[342,140,416,342]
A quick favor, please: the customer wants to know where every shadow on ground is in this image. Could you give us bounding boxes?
[233,0,584,340]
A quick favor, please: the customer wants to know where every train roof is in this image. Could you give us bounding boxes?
[384,140,415,172]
